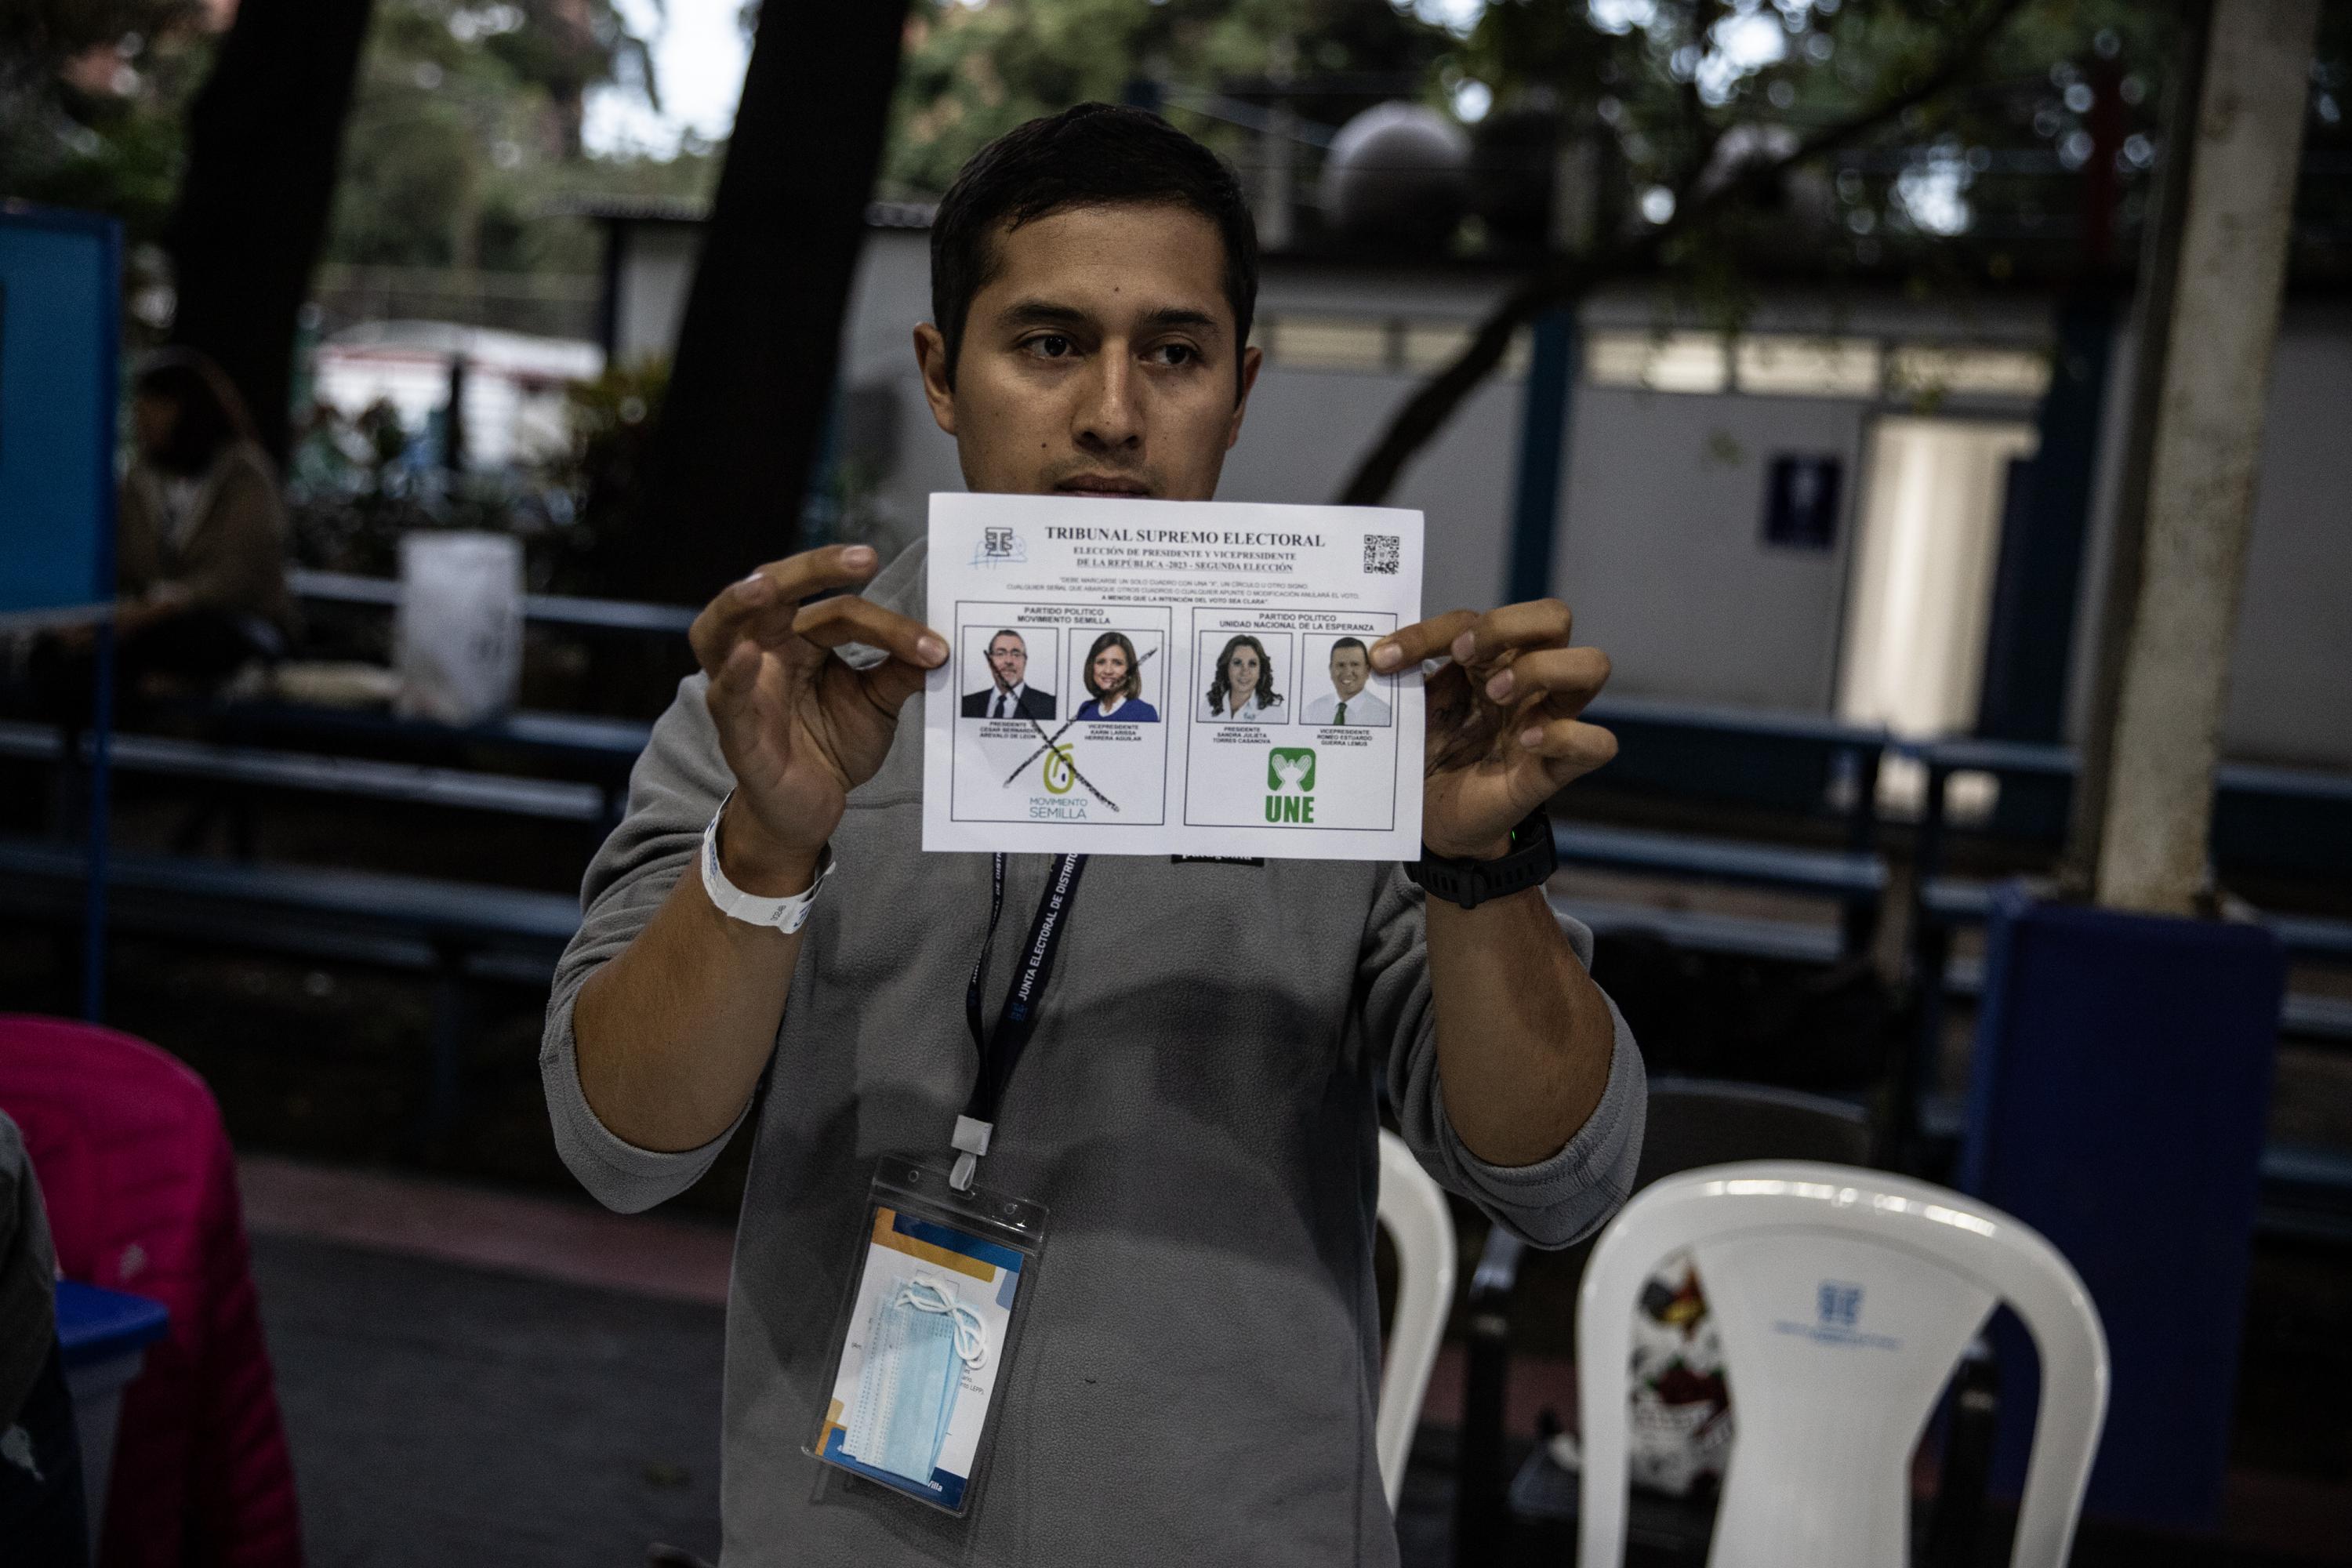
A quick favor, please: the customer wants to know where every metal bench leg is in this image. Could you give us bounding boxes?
[1454,1228,1525,1565]
[416,946,474,1147]
[1922,1338,1998,1568]
[1840,891,1882,959]
[1900,920,1954,1163]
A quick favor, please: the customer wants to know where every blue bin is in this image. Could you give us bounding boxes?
[55,1279,169,1544]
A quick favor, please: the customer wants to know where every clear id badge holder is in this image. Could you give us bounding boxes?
[807,1156,1047,1515]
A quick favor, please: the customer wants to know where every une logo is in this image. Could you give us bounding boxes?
[1817,1280,1862,1330]
[1265,747,1316,823]
[1041,744,1078,795]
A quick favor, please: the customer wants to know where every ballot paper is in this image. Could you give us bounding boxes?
[922,493,1425,859]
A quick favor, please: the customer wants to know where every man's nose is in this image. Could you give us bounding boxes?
[1074,353,1142,452]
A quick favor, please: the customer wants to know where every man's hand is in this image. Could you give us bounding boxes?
[688,544,946,893]
[1372,600,1615,859]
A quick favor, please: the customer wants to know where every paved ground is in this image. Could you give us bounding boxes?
[250,1234,728,1568]
[232,1153,2350,1567]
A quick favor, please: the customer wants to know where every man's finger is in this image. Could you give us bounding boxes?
[1371,609,1478,673]
[1480,646,1611,708]
[1514,717,1619,771]
[1452,598,1575,666]
[703,637,773,753]
[793,596,949,670]
[689,543,881,674]
[859,655,934,714]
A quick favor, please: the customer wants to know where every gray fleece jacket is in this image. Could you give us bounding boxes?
[540,540,1645,1566]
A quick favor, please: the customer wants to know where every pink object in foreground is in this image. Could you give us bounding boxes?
[0,1014,303,1568]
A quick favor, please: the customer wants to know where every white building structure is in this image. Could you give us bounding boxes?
[314,321,604,469]
[587,206,2352,770]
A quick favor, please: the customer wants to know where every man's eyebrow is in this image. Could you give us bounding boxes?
[997,299,1091,331]
[1136,307,1224,339]
[994,299,1227,340]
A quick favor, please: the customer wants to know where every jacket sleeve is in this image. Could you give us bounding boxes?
[539,673,751,1214]
[115,470,164,599]
[1363,866,1647,1248]
[0,1113,57,1430]
[174,455,289,619]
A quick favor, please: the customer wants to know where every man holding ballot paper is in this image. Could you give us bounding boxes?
[544,103,1643,1566]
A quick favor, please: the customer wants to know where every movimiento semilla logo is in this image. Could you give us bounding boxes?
[1041,743,1077,795]
[1265,747,1316,823]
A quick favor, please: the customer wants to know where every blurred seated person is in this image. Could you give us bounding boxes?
[1075,630,1159,721]
[36,350,297,720]
[0,1109,85,1565]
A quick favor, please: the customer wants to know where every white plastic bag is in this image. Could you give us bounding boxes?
[395,531,522,725]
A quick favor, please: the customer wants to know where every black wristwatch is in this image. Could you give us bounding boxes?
[1404,809,1558,910]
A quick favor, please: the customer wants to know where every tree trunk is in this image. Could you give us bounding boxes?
[2085,0,2318,914]
[624,0,912,605]
[2059,4,2210,891]
[165,0,376,465]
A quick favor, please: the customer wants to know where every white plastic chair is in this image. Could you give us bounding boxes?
[1374,1128,1457,1510]
[1577,1162,2108,1568]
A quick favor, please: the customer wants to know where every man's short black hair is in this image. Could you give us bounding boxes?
[1330,637,1370,661]
[929,102,1259,396]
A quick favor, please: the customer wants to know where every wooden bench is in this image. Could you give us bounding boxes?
[0,719,610,829]
[1559,697,1893,960]
[1906,739,2352,1043]
[1900,739,2352,1218]
[0,837,581,1139]
[290,568,698,637]
[1912,1091,2352,1244]
[1550,893,1846,967]
[99,702,656,846]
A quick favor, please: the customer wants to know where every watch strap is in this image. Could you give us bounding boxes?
[1404,808,1557,910]
[701,791,834,932]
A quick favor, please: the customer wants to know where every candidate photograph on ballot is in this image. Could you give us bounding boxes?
[1301,633,1392,728]
[960,626,1057,720]
[1073,628,1161,722]
[1197,630,1289,724]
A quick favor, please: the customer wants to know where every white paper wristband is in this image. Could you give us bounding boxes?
[700,791,834,933]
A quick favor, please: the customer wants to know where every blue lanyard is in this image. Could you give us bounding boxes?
[963,851,1088,1129]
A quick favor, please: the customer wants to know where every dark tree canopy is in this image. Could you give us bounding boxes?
[166,0,377,463]
[623,0,913,603]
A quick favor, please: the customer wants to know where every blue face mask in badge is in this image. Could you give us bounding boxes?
[842,1276,991,1486]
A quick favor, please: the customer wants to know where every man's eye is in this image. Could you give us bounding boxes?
[1029,335,1076,358]
[1149,343,1200,367]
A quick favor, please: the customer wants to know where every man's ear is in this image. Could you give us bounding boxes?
[1225,342,1263,452]
[914,323,957,437]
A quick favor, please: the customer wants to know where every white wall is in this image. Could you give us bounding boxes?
[838,234,1527,614]
[1554,383,1874,710]
[633,227,2352,766]
[1217,371,1522,620]
[2220,301,2352,768]
[2062,301,2352,769]
[614,225,701,365]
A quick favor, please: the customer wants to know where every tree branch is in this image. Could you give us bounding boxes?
[1331,0,2035,509]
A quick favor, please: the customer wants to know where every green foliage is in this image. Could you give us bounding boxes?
[0,2,212,249]
[533,358,670,594]
[881,0,1453,198]
[323,0,713,276]
[1456,0,2182,276]
[282,358,668,598]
